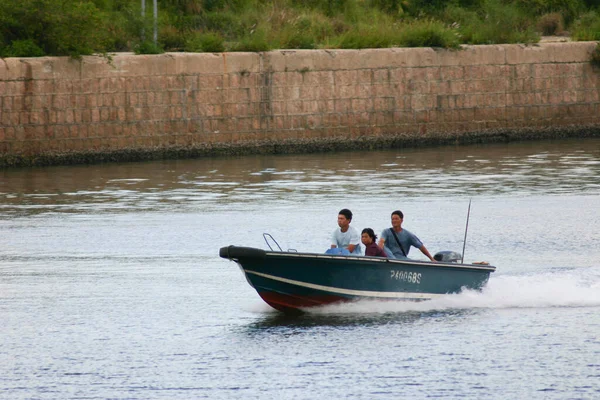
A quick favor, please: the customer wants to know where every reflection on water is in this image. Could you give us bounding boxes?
[244,310,422,330]
[242,307,475,333]
[1,138,599,216]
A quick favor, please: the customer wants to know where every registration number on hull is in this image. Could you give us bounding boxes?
[390,270,422,284]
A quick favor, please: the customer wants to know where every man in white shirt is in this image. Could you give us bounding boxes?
[330,208,361,255]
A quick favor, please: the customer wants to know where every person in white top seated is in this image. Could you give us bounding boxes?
[327,208,362,255]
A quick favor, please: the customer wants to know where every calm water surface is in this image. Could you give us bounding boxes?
[1,138,600,399]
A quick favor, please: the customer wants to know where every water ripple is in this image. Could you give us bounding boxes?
[1,138,599,215]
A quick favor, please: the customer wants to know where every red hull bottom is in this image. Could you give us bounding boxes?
[258,290,348,313]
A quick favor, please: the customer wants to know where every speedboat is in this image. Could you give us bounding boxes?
[219,237,495,313]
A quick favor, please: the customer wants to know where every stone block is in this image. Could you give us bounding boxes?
[285,100,301,114]
[430,80,450,95]
[373,97,394,111]
[441,45,506,66]
[199,75,224,90]
[264,50,328,72]
[403,80,423,95]
[411,95,436,111]
[583,90,599,102]
[406,68,429,82]
[108,54,177,78]
[505,43,596,65]
[306,114,322,129]
[1,96,13,111]
[373,69,392,84]
[334,99,351,113]
[302,100,319,114]
[449,80,466,94]
[373,84,395,98]
[302,71,334,87]
[334,70,359,87]
[355,84,372,98]
[394,110,414,123]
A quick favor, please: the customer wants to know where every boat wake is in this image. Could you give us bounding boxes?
[305,268,600,315]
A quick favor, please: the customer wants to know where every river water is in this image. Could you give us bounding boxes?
[1,138,599,399]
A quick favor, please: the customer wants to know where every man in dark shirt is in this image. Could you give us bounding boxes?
[378,210,435,261]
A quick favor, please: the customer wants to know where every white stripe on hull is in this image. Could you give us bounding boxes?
[245,270,443,300]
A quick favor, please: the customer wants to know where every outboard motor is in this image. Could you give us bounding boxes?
[434,250,462,263]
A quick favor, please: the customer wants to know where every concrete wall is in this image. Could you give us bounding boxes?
[1,42,599,166]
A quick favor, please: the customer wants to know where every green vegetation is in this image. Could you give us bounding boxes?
[1,0,599,57]
[442,0,541,45]
[571,10,600,40]
[0,0,113,58]
[592,43,600,67]
[537,12,565,35]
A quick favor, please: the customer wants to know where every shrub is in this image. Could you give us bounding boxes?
[448,0,540,45]
[591,43,600,68]
[202,11,245,38]
[161,25,187,51]
[399,19,461,48]
[292,0,353,17]
[134,40,164,54]
[571,11,600,41]
[441,5,480,28]
[184,32,226,52]
[196,0,252,12]
[103,6,139,52]
[368,0,406,15]
[231,27,271,52]
[514,0,585,25]
[0,39,45,57]
[278,13,335,49]
[280,29,318,50]
[537,12,564,35]
[202,5,267,41]
[0,0,111,57]
[339,0,366,24]
[50,2,112,57]
[332,25,399,49]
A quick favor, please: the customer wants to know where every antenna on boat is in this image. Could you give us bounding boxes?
[461,199,472,264]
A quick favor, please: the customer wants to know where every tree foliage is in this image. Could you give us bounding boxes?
[0,0,113,57]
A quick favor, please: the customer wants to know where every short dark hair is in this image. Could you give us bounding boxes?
[361,228,377,241]
[391,210,404,219]
[338,208,353,221]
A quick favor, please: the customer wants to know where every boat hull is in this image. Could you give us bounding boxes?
[219,246,495,313]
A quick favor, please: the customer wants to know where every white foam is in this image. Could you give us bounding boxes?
[306,269,600,315]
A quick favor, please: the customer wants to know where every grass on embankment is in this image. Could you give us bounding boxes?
[0,0,599,58]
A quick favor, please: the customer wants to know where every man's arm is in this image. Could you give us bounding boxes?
[347,227,361,254]
[419,245,435,261]
[377,230,387,249]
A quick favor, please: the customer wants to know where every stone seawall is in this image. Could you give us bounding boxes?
[1,42,599,167]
